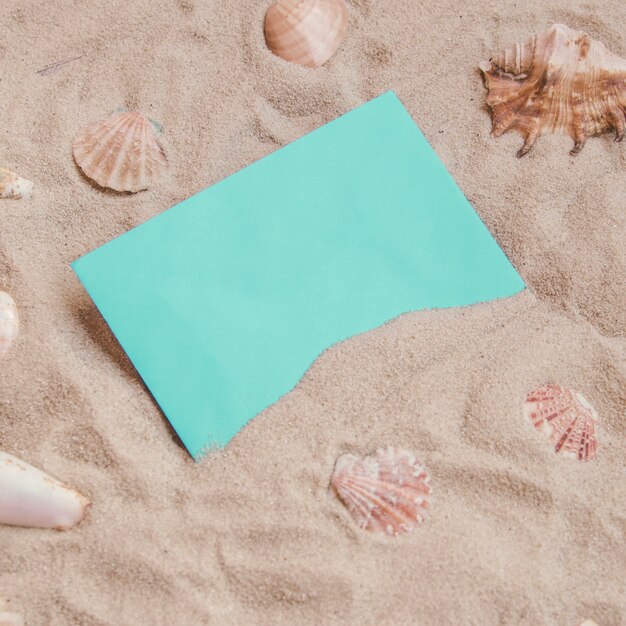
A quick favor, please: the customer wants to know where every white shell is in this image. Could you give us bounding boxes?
[0,451,90,530]
[331,447,432,536]
[0,168,33,200]
[0,600,23,626]
[72,111,168,192]
[0,291,19,357]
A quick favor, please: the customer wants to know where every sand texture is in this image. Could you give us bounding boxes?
[1,0,625,624]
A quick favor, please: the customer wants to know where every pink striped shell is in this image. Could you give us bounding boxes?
[330,447,432,536]
[524,384,599,461]
[72,111,168,193]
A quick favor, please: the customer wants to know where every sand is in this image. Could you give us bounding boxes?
[1,0,625,624]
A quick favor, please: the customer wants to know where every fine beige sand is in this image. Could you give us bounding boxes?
[1,0,625,624]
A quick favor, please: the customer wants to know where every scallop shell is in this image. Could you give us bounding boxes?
[0,451,90,530]
[0,167,33,200]
[330,447,431,536]
[0,291,19,357]
[264,0,348,68]
[480,24,626,156]
[524,384,599,461]
[72,111,168,192]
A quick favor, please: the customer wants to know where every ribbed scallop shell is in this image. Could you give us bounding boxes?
[524,384,599,461]
[480,24,626,156]
[0,291,19,357]
[330,447,431,536]
[264,0,348,68]
[0,167,33,200]
[72,111,168,192]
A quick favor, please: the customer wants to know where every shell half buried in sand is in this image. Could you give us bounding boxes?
[72,111,168,192]
[0,167,33,200]
[0,599,23,626]
[524,383,599,462]
[0,451,90,530]
[330,447,432,536]
[480,23,626,156]
[264,0,348,68]
[0,291,19,358]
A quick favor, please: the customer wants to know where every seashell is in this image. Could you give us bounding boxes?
[72,111,168,192]
[0,451,90,530]
[480,24,626,156]
[330,447,431,536]
[264,0,348,68]
[0,168,33,200]
[0,291,19,358]
[524,384,599,461]
[0,600,23,626]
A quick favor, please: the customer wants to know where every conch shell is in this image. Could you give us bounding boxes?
[0,451,90,530]
[0,291,19,357]
[480,24,626,156]
[264,0,348,68]
[0,600,23,626]
[0,168,33,200]
[72,111,168,192]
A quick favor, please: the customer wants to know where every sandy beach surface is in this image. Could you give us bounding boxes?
[1,0,625,624]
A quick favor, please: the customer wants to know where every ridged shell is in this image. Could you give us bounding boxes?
[72,111,168,192]
[0,291,19,357]
[330,447,431,536]
[524,384,599,461]
[264,0,348,68]
[480,24,626,156]
[0,167,33,200]
[0,451,90,530]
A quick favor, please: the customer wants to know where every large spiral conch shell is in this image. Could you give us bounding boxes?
[0,168,33,200]
[480,24,626,156]
[0,291,19,358]
[264,0,348,68]
[0,451,90,530]
[0,600,23,626]
[524,384,599,462]
[330,447,432,536]
[72,111,168,192]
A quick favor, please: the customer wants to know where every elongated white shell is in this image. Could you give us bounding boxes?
[0,600,23,626]
[72,111,168,192]
[0,291,19,357]
[0,451,90,530]
[331,447,432,536]
[0,168,33,200]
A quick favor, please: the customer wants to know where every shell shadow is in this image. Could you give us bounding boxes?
[66,288,188,455]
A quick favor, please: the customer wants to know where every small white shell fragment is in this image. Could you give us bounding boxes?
[0,451,90,530]
[0,167,33,200]
[0,291,19,357]
[0,599,24,626]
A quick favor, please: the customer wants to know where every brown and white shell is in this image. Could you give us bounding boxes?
[0,291,19,357]
[480,24,626,156]
[330,447,431,536]
[0,167,33,200]
[524,383,599,462]
[264,0,348,68]
[72,111,168,192]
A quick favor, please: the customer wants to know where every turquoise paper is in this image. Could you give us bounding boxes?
[72,92,525,459]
